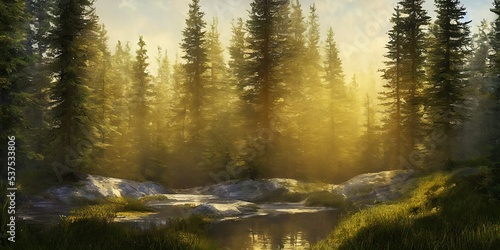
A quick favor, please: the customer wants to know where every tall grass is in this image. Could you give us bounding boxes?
[2,198,216,249]
[313,171,500,250]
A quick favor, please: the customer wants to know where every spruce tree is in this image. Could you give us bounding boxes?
[24,0,57,162]
[0,0,29,177]
[243,0,291,177]
[108,41,134,172]
[490,0,500,83]
[380,1,430,169]
[426,0,471,167]
[180,0,207,142]
[489,0,500,175]
[130,36,153,178]
[323,27,347,172]
[49,0,100,178]
[305,3,322,93]
[92,24,115,171]
[204,17,234,174]
[228,18,246,89]
[461,21,495,160]
[151,47,172,183]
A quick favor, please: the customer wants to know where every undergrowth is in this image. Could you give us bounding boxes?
[313,169,500,250]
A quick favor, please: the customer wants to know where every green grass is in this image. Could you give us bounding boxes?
[305,191,347,208]
[313,170,500,250]
[2,201,216,250]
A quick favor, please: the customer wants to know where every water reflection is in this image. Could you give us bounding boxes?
[208,209,339,250]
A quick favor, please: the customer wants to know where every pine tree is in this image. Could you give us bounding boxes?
[243,0,291,176]
[244,0,290,127]
[426,0,471,167]
[461,21,495,160]
[305,3,322,92]
[0,0,29,177]
[204,17,234,174]
[107,40,134,172]
[24,0,57,162]
[399,0,430,157]
[359,94,382,172]
[228,18,246,90]
[180,0,207,142]
[91,24,116,171]
[94,25,112,141]
[381,1,430,169]
[489,0,500,171]
[150,47,172,183]
[49,0,100,178]
[490,0,500,83]
[130,36,153,178]
[300,3,325,177]
[380,5,404,169]
[287,0,307,88]
[323,27,347,173]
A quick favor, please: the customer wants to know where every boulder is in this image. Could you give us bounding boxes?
[47,174,170,202]
[332,170,415,208]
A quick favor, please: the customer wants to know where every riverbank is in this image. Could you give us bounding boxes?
[313,168,500,250]
[1,197,217,249]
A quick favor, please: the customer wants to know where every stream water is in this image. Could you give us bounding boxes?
[208,209,339,250]
[20,194,340,249]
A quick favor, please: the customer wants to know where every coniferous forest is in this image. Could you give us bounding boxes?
[1,0,500,249]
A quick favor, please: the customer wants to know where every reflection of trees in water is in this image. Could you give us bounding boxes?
[208,210,339,249]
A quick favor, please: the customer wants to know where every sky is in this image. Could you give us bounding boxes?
[94,0,494,91]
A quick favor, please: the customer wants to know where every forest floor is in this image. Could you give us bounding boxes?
[313,168,500,250]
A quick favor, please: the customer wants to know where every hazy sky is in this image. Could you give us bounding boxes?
[94,0,494,89]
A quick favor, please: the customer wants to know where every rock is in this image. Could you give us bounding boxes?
[332,170,415,208]
[192,178,333,202]
[47,174,171,202]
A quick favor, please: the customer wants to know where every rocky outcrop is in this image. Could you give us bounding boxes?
[47,175,170,202]
[190,178,334,202]
[332,170,415,208]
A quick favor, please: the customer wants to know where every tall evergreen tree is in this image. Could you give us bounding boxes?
[0,0,29,177]
[305,3,322,93]
[490,0,500,84]
[489,0,500,171]
[150,47,172,183]
[204,17,234,174]
[426,0,471,167]
[180,0,207,142]
[108,40,134,173]
[323,27,347,173]
[228,18,246,90]
[380,1,430,169]
[24,0,57,163]
[243,0,291,176]
[461,21,495,160]
[399,0,430,158]
[300,3,326,177]
[130,36,153,179]
[49,0,100,178]
[92,24,116,171]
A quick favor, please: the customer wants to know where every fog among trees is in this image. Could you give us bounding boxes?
[1,0,500,188]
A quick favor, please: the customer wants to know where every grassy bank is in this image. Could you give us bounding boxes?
[313,169,500,250]
[1,198,217,250]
